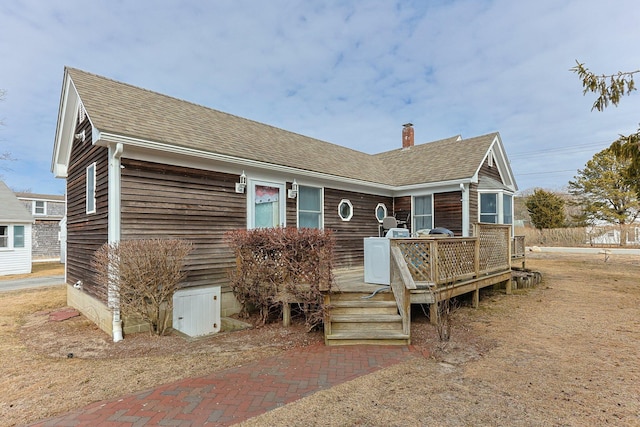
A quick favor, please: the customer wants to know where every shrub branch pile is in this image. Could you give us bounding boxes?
[225,228,335,330]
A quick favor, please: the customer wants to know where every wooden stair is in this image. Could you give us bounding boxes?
[324,291,410,346]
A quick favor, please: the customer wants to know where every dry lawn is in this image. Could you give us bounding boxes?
[1,253,639,426]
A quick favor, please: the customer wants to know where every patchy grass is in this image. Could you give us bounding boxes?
[0,262,64,281]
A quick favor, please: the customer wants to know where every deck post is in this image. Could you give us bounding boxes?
[429,301,439,325]
[472,285,479,308]
[506,278,512,295]
[282,302,291,327]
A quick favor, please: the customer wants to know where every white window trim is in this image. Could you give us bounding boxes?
[478,190,514,226]
[296,185,324,229]
[412,194,434,232]
[33,200,47,215]
[338,199,353,221]
[247,179,286,229]
[0,224,9,250]
[0,225,26,250]
[375,203,388,223]
[13,225,25,248]
[86,162,96,214]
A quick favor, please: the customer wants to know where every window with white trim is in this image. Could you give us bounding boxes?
[338,199,353,221]
[86,163,96,214]
[0,225,7,248]
[375,203,387,223]
[479,192,514,225]
[503,194,513,225]
[249,180,286,229]
[298,186,323,229]
[34,200,46,215]
[13,226,25,248]
[480,193,498,223]
[413,195,433,231]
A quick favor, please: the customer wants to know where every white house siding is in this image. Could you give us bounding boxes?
[0,225,32,275]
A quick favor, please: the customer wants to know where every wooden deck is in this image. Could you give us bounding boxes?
[332,265,512,306]
[323,224,521,344]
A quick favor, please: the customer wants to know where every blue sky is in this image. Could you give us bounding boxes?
[1,0,639,195]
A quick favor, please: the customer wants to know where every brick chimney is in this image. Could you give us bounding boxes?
[402,123,414,149]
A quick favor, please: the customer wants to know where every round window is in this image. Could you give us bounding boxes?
[338,199,353,221]
[375,203,387,223]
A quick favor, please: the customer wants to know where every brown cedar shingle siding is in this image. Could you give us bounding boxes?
[433,191,463,235]
[469,183,479,233]
[478,157,502,183]
[120,159,245,290]
[393,196,412,231]
[66,118,108,301]
[324,189,392,268]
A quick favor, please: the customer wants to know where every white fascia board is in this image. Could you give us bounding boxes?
[469,134,517,192]
[51,74,79,178]
[490,134,518,191]
[392,178,473,197]
[95,132,397,196]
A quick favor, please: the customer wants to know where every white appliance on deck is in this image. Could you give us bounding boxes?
[364,228,410,285]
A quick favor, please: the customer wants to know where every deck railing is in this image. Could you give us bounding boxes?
[390,223,513,288]
[512,235,525,259]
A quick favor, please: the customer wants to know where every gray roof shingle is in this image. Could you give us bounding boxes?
[0,181,33,222]
[67,67,497,187]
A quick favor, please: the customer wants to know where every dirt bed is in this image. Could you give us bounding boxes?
[1,252,639,426]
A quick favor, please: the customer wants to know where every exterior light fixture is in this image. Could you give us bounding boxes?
[235,171,247,193]
[288,179,298,199]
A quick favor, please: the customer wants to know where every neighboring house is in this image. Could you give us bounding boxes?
[51,67,518,337]
[0,181,34,275]
[588,225,640,246]
[15,192,65,261]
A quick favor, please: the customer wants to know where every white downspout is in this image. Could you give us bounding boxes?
[460,183,470,237]
[108,142,124,342]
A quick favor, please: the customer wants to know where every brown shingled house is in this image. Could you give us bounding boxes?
[52,67,517,339]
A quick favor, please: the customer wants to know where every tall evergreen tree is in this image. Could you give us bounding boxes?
[525,189,566,230]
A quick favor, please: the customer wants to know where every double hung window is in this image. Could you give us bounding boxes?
[413,195,433,231]
[298,186,322,229]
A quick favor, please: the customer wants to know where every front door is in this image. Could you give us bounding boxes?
[249,180,285,229]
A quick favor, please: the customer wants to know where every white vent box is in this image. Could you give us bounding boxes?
[173,286,221,337]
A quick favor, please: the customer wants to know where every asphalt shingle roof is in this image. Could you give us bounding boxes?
[67,67,497,187]
[0,181,33,222]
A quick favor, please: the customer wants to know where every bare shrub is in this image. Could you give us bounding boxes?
[225,228,335,330]
[92,239,192,335]
[435,297,458,342]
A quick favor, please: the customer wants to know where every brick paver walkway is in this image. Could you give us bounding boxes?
[31,344,417,426]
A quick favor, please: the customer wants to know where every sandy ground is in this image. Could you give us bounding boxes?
[2,252,639,426]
